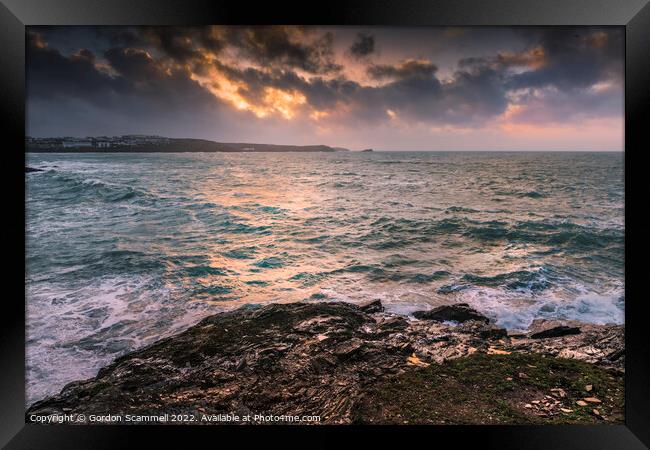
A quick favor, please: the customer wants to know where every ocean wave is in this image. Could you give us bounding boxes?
[289,264,452,287]
[253,257,285,269]
[45,172,149,204]
[437,284,470,294]
[37,249,167,281]
[460,267,554,293]
[216,220,272,235]
[289,272,324,286]
[457,287,624,330]
[333,181,364,189]
[222,247,257,259]
[356,217,622,255]
[195,285,232,296]
[183,265,228,277]
[446,206,479,213]
[381,254,419,268]
[519,191,546,198]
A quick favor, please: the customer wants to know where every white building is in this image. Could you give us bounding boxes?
[62,139,92,148]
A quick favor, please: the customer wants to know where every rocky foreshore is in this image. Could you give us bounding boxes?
[27,301,624,424]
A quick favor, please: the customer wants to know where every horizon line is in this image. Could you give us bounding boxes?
[25,135,623,153]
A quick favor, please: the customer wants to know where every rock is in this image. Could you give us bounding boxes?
[530,326,581,339]
[550,388,566,398]
[412,303,489,323]
[375,316,408,333]
[507,331,528,338]
[406,353,429,368]
[25,300,625,425]
[360,299,384,313]
[333,338,365,359]
[26,167,43,173]
[527,319,583,339]
[605,348,625,361]
[487,347,511,355]
[478,324,507,339]
[509,320,624,369]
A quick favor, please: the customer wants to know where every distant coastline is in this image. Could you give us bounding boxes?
[26,135,350,153]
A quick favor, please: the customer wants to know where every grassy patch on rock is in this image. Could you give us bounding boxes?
[354,352,623,424]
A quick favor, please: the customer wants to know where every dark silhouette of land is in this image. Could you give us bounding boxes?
[26,135,350,153]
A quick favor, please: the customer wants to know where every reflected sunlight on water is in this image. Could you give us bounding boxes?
[25,151,624,403]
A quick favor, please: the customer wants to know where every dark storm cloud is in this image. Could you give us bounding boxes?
[349,33,375,58]
[26,26,623,146]
[357,63,508,124]
[448,27,623,124]
[104,47,160,81]
[27,30,220,113]
[367,59,438,80]
[508,28,623,91]
[440,65,509,122]
[26,32,129,103]
[98,26,342,74]
[223,26,341,74]
[454,28,622,89]
[138,26,225,62]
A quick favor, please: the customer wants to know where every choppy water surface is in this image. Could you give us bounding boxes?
[26,151,624,403]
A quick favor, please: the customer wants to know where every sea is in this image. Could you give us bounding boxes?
[25,151,624,404]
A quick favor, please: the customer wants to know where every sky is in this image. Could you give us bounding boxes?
[26,26,624,151]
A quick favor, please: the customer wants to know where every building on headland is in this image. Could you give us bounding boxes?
[119,135,171,146]
[62,138,93,148]
[92,138,112,149]
[25,137,63,149]
[26,135,172,151]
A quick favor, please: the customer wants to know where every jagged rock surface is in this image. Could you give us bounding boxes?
[412,303,490,323]
[27,301,624,424]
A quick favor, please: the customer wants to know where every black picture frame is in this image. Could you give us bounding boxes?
[1,1,649,448]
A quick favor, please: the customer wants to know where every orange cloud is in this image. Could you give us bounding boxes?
[585,31,609,49]
[498,45,547,70]
[191,67,307,120]
[261,87,306,119]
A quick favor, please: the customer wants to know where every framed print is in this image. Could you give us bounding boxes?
[1,0,649,448]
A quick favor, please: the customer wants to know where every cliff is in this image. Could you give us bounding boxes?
[26,301,624,425]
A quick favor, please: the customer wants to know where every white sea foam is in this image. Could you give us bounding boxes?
[455,286,624,331]
[25,151,625,405]
[25,274,215,405]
